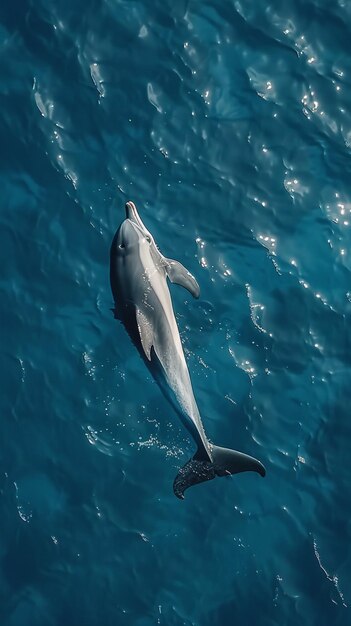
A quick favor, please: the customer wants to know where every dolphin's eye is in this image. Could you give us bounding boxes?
[119,243,125,249]
[145,236,151,244]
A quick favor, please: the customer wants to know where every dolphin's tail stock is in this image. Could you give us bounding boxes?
[173,445,266,499]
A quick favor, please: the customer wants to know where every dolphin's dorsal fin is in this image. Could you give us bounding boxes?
[165,259,200,299]
[136,307,154,361]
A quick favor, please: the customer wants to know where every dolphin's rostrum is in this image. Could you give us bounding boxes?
[110,201,266,498]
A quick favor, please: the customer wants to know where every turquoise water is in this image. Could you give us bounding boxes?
[1,0,351,624]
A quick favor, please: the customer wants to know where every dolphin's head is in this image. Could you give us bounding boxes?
[115,218,142,254]
[125,201,156,247]
[110,200,164,314]
[112,201,158,259]
[113,202,157,256]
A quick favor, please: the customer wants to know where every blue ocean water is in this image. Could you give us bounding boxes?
[1,0,351,624]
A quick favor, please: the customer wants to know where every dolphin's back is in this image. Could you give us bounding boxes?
[115,242,210,455]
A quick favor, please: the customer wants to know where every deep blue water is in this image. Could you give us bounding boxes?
[1,0,351,624]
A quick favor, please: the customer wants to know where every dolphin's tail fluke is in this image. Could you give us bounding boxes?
[173,445,266,499]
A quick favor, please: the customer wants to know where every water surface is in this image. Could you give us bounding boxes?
[1,1,350,624]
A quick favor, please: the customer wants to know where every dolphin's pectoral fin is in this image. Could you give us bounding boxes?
[136,307,154,361]
[165,259,200,299]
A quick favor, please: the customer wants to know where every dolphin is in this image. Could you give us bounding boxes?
[110,201,266,498]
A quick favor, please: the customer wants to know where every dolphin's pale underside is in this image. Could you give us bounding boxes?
[110,201,266,498]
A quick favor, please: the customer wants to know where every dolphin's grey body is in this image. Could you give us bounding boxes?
[110,201,265,498]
